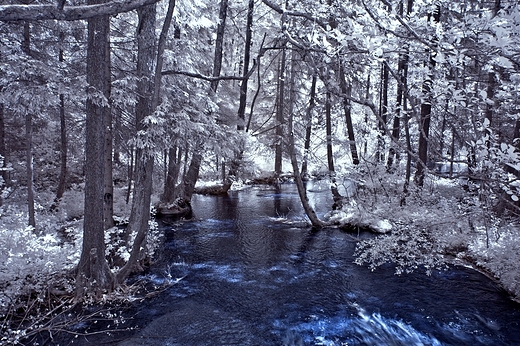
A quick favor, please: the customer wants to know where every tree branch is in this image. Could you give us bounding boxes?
[0,0,160,22]
[261,0,328,29]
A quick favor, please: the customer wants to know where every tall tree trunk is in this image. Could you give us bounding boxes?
[223,0,254,187]
[401,96,412,205]
[101,15,114,230]
[237,0,254,131]
[387,46,409,172]
[119,0,176,282]
[22,20,35,228]
[26,112,35,228]
[0,92,6,206]
[286,58,324,227]
[126,145,134,204]
[274,46,286,177]
[301,74,316,178]
[117,3,157,283]
[103,93,114,229]
[102,13,114,228]
[210,0,228,93]
[325,90,343,209]
[55,31,67,204]
[76,0,114,298]
[377,62,389,162]
[339,65,359,165]
[414,6,440,187]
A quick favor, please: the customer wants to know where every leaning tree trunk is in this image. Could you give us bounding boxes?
[301,74,316,178]
[76,0,114,298]
[117,3,158,283]
[286,49,324,228]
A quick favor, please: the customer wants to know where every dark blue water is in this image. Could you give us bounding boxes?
[70,184,520,345]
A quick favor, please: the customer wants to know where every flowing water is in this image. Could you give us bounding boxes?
[69,184,520,345]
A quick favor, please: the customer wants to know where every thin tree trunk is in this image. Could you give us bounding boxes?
[274,46,286,177]
[0,93,6,206]
[387,45,409,172]
[55,32,67,204]
[325,90,343,209]
[301,74,316,178]
[26,112,35,228]
[287,94,325,229]
[126,145,134,204]
[377,62,389,162]
[339,65,359,165]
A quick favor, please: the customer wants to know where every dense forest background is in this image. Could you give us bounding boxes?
[0,0,519,342]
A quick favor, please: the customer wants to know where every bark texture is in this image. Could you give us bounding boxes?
[76,0,114,298]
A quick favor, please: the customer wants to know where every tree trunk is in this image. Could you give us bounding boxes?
[55,32,67,204]
[26,112,35,228]
[22,21,35,228]
[237,0,254,131]
[103,93,114,229]
[76,0,114,298]
[162,146,180,203]
[387,47,409,172]
[181,149,202,201]
[274,46,286,177]
[210,0,228,93]
[301,74,316,178]
[117,3,156,283]
[325,90,343,209]
[377,62,389,162]
[287,89,325,229]
[286,49,324,228]
[339,65,359,165]
[126,145,134,204]
[414,6,439,188]
[102,15,114,229]
[0,93,6,206]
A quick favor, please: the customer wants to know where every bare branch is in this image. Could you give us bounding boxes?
[161,70,245,82]
[261,0,328,29]
[0,0,160,22]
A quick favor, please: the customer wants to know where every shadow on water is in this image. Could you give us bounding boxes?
[58,184,520,345]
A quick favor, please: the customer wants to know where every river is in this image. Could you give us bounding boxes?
[63,183,520,345]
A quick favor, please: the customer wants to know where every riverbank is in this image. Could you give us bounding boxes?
[324,176,520,303]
